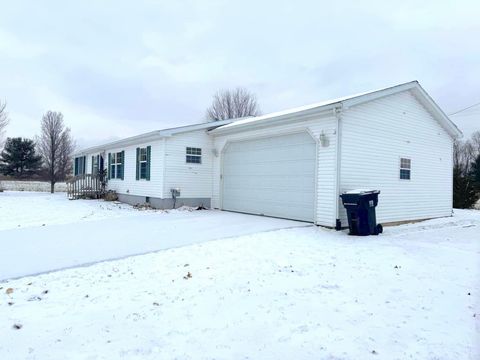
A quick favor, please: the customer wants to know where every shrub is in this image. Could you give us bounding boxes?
[104,190,118,202]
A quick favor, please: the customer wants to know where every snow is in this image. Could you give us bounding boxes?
[0,192,479,359]
[0,191,138,231]
[0,192,304,280]
[343,189,379,194]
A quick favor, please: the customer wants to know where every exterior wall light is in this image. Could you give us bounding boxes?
[319,131,330,147]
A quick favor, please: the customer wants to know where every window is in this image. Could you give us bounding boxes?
[186,147,202,164]
[400,158,411,180]
[92,155,99,175]
[74,156,86,176]
[109,151,124,180]
[139,147,147,179]
[136,146,151,181]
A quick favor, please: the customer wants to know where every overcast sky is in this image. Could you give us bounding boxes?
[1,0,478,149]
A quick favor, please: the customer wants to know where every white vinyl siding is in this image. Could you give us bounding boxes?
[106,139,164,198]
[163,131,214,199]
[212,114,338,226]
[339,90,453,224]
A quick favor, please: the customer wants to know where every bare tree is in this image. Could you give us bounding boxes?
[38,111,75,193]
[453,135,480,208]
[471,130,480,156]
[206,87,261,121]
[0,100,9,147]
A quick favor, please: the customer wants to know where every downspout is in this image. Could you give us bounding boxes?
[162,137,167,200]
[334,105,343,230]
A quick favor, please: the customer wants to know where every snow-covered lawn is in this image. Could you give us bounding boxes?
[0,192,479,359]
[0,191,144,231]
[0,192,304,280]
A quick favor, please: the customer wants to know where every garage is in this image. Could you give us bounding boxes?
[221,131,316,222]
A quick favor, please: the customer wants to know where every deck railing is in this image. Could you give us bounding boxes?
[66,174,106,200]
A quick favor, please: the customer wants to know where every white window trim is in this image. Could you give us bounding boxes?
[75,156,85,175]
[92,155,99,175]
[111,152,123,179]
[139,147,148,179]
[399,157,411,180]
[186,147,202,164]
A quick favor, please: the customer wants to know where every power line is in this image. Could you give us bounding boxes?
[449,101,480,116]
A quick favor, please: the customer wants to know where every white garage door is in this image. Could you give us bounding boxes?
[222,132,316,222]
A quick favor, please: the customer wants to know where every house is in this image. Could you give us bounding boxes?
[72,81,462,227]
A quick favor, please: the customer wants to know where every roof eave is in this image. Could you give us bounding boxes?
[73,119,235,156]
[209,104,340,135]
[160,118,234,136]
[341,81,418,109]
[211,81,420,135]
[211,80,463,139]
[411,85,463,139]
[73,130,164,156]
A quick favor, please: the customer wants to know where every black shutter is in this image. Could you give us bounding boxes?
[108,153,111,179]
[135,148,140,180]
[120,150,125,180]
[146,146,151,181]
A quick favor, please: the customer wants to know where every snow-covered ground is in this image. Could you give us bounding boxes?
[0,192,479,359]
[0,192,304,280]
[0,191,138,231]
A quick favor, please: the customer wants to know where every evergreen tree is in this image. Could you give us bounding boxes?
[471,154,480,186]
[0,137,42,178]
[453,139,480,209]
[453,164,478,209]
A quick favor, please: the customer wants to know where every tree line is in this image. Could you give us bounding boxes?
[454,131,480,208]
[0,100,74,193]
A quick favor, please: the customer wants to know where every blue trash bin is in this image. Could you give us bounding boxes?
[340,190,383,236]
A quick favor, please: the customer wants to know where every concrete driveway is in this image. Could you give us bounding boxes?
[0,210,307,280]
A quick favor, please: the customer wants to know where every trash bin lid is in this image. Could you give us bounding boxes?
[343,189,380,195]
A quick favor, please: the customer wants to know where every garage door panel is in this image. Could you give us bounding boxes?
[225,144,315,161]
[222,132,316,222]
[224,192,316,207]
[223,176,315,190]
[223,197,314,221]
[223,161,315,177]
[226,134,312,150]
[225,154,315,167]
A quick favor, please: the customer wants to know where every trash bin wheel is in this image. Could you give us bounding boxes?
[375,224,383,235]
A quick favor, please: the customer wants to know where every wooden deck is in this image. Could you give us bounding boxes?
[66,174,105,200]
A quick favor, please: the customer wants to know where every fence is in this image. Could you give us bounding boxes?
[66,174,105,200]
[0,180,67,192]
